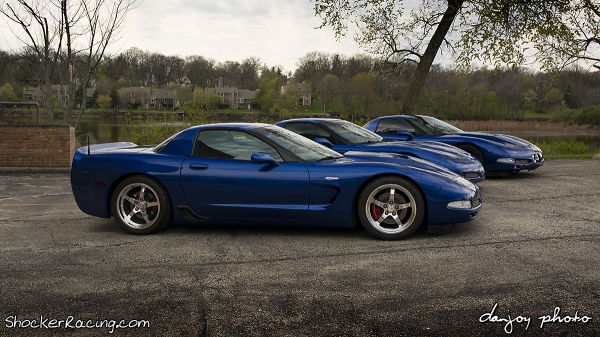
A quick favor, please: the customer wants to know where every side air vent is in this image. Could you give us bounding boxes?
[177,206,208,222]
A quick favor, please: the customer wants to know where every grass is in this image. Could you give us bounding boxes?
[542,154,596,159]
[450,119,599,132]
[531,139,600,159]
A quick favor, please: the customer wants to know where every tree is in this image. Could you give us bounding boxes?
[280,83,299,110]
[1,0,138,123]
[239,57,261,89]
[1,0,65,122]
[66,0,139,125]
[313,0,580,114]
[108,86,119,109]
[317,74,340,114]
[254,69,282,112]
[96,93,111,108]
[294,51,332,85]
[530,0,600,70]
[185,55,216,87]
[0,83,19,101]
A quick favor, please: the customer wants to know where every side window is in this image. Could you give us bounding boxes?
[193,130,283,161]
[284,123,336,144]
[375,118,416,134]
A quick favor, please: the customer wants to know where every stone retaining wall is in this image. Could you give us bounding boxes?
[0,124,75,168]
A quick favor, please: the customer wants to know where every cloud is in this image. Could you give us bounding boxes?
[0,0,364,72]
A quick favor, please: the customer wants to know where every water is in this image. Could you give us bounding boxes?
[2,111,600,152]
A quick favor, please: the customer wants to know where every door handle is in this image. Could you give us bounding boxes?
[189,163,209,170]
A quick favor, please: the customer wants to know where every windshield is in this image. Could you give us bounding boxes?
[153,129,184,152]
[253,125,343,162]
[322,120,383,144]
[408,116,463,135]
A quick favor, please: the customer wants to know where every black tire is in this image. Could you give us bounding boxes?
[459,144,485,167]
[111,175,172,234]
[357,176,425,240]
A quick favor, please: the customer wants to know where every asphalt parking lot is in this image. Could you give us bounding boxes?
[0,160,598,336]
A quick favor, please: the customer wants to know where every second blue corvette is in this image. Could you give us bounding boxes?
[276,118,485,183]
[71,123,482,240]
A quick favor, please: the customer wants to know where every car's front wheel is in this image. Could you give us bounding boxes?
[112,176,172,234]
[357,176,425,240]
[459,144,485,167]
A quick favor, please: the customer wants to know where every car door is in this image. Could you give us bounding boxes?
[180,129,310,221]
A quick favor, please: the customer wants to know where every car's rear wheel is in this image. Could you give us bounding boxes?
[459,144,485,167]
[357,176,425,240]
[112,176,172,234]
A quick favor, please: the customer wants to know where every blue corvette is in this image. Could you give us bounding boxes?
[364,115,544,175]
[71,123,481,240]
[275,118,485,183]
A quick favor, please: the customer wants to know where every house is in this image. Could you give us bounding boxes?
[23,85,97,108]
[22,86,45,105]
[204,86,258,110]
[118,87,179,110]
[281,81,312,106]
[175,76,192,85]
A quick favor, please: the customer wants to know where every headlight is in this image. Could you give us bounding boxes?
[497,158,515,163]
[447,200,472,209]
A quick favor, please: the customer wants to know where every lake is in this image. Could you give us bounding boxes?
[2,111,600,152]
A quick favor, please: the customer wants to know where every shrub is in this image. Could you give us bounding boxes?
[118,110,210,145]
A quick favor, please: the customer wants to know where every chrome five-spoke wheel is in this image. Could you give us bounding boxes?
[112,176,172,234]
[358,177,425,240]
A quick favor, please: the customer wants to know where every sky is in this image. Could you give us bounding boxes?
[0,0,371,74]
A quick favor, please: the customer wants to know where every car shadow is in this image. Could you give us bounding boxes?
[484,170,543,180]
[86,218,446,241]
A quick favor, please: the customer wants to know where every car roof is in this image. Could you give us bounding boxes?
[377,115,415,119]
[279,118,339,123]
[187,122,272,131]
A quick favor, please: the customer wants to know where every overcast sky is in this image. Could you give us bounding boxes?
[1,0,370,74]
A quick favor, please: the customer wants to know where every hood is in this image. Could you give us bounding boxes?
[454,132,540,151]
[358,140,477,165]
[343,151,457,176]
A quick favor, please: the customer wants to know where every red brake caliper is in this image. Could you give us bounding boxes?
[152,198,158,212]
[371,203,382,220]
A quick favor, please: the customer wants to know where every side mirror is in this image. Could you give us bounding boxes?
[251,153,280,167]
[396,130,414,140]
[314,137,334,148]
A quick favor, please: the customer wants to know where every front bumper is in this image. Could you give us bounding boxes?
[487,153,544,172]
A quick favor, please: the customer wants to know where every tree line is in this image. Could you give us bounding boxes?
[2,47,600,125]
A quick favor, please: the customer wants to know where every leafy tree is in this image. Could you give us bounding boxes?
[350,72,376,116]
[96,94,111,108]
[313,0,581,114]
[523,90,538,111]
[530,0,600,70]
[317,74,340,114]
[206,93,222,109]
[0,83,19,101]
[280,83,299,110]
[545,88,564,107]
[254,69,282,112]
